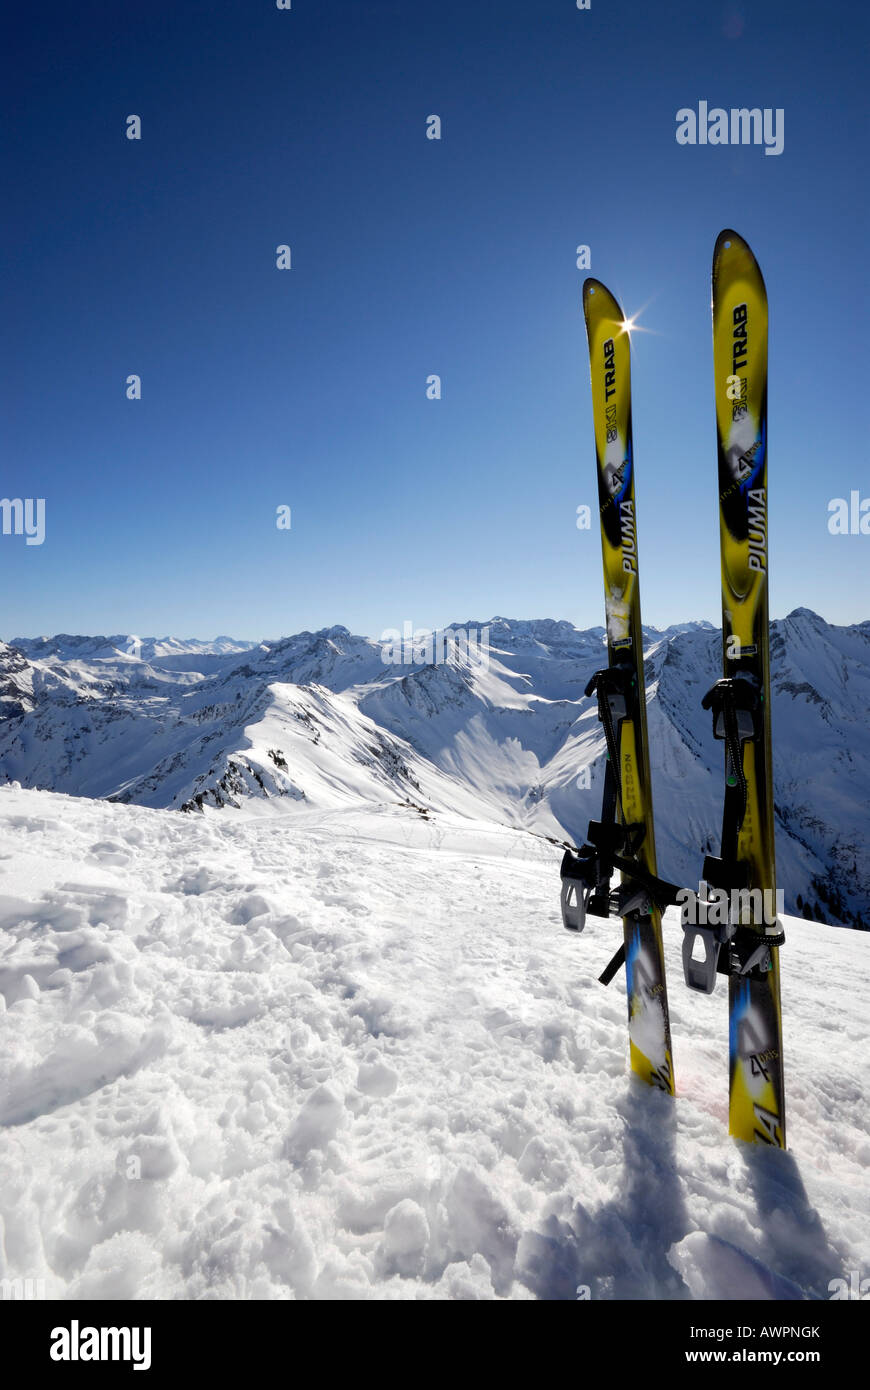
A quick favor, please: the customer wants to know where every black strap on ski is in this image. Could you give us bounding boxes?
[560,663,680,986]
[586,666,628,822]
[560,664,633,935]
[701,673,760,861]
[598,943,625,987]
[682,671,784,993]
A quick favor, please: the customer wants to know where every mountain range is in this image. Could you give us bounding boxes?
[1,610,867,929]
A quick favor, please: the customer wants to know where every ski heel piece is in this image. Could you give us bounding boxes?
[559,846,602,933]
[681,879,786,992]
[681,872,732,992]
[560,876,588,933]
[681,924,723,994]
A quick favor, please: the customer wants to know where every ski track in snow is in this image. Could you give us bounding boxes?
[0,787,866,1301]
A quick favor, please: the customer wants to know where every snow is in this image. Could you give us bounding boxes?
[0,785,866,1301]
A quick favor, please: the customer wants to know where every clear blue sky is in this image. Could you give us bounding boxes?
[2,0,867,640]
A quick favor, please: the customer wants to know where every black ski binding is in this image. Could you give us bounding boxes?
[682,917,786,994]
[701,671,762,793]
[560,820,649,934]
[560,845,608,933]
[702,670,761,737]
[559,664,636,935]
[585,664,633,728]
[681,857,785,994]
[560,659,680,985]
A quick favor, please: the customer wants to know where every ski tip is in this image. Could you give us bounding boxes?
[713,229,766,295]
[714,229,756,267]
[582,277,621,322]
[715,228,746,252]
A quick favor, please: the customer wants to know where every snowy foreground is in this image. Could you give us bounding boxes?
[0,786,867,1301]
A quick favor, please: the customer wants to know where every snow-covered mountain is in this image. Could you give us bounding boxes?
[1,611,867,928]
[10,632,257,673]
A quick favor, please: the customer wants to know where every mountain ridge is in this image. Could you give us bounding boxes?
[1,609,866,929]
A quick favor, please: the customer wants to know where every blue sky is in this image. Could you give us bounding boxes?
[2,0,867,639]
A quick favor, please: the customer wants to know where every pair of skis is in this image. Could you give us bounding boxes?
[560,230,786,1148]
